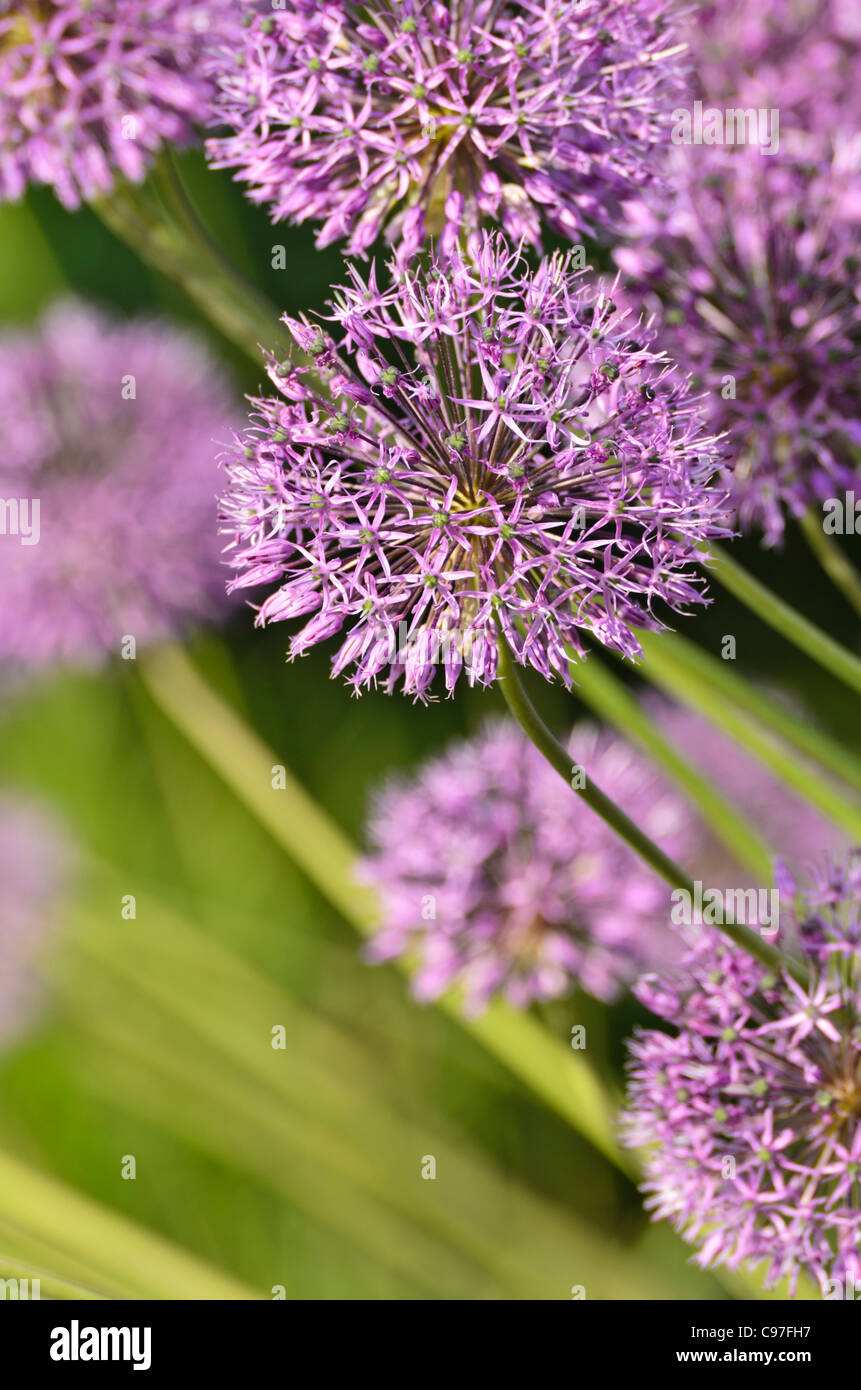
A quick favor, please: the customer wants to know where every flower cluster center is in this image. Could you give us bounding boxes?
[826,1070,861,1128]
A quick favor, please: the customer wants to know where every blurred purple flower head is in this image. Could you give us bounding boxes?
[617,143,861,544]
[0,794,69,1045]
[623,851,861,1295]
[219,233,726,700]
[652,697,847,879]
[684,0,861,154]
[0,0,232,208]
[360,699,843,1014]
[360,718,698,1014]
[615,0,861,544]
[0,301,233,671]
[206,0,688,258]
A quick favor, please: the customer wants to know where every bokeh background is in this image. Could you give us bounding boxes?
[0,151,858,1301]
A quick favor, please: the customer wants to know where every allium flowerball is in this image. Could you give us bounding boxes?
[0,795,69,1044]
[0,0,232,208]
[207,0,688,258]
[359,702,843,1015]
[623,853,861,1295]
[219,233,726,699]
[617,145,861,544]
[0,302,233,671]
[360,719,699,1013]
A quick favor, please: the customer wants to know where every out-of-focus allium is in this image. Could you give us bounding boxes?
[0,795,69,1045]
[655,700,846,880]
[0,301,232,670]
[360,699,844,1014]
[617,144,861,544]
[0,0,232,208]
[206,0,689,258]
[219,234,726,699]
[623,852,861,1295]
[360,719,699,1013]
[684,0,861,154]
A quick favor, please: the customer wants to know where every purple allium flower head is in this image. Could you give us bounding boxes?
[360,718,699,1014]
[616,143,861,544]
[359,698,843,1015]
[0,794,70,1045]
[0,301,234,671]
[623,851,861,1295]
[0,0,232,208]
[206,0,689,258]
[219,233,726,699]
[615,0,861,545]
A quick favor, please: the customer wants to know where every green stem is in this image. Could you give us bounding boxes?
[640,628,861,803]
[496,639,804,983]
[92,170,293,368]
[499,640,693,889]
[155,150,252,285]
[798,507,861,623]
[650,628,861,800]
[568,651,775,881]
[707,542,861,697]
[636,631,861,842]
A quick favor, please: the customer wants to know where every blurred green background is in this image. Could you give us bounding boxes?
[0,153,859,1301]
